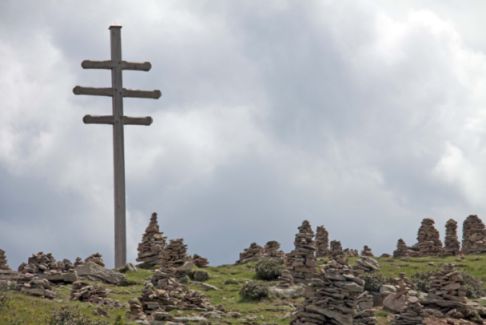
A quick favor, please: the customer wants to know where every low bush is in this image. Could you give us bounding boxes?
[240,281,269,301]
[255,258,283,281]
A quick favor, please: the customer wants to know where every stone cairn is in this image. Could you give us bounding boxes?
[159,238,188,269]
[85,253,105,267]
[18,252,57,274]
[278,268,295,288]
[236,242,263,264]
[444,218,460,256]
[0,249,10,270]
[462,215,486,254]
[287,220,317,283]
[138,269,213,317]
[20,275,56,299]
[423,264,484,323]
[361,245,374,257]
[292,259,375,325]
[70,280,121,307]
[414,218,443,256]
[137,212,167,268]
[330,240,343,258]
[392,296,424,325]
[315,226,329,257]
[344,248,359,257]
[17,252,77,285]
[354,255,380,274]
[192,254,209,268]
[393,239,410,258]
[263,240,285,259]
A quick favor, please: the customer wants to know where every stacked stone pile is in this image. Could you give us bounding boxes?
[128,299,148,323]
[18,252,57,273]
[392,297,424,325]
[292,259,375,324]
[74,257,84,267]
[70,280,121,307]
[361,245,374,257]
[263,240,285,259]
[237,242,263,264]
[85,253,105,267]
[444,219,460,256]
[330,240,343,258]
[355,292,377,325]
[354,256,380,273]
[278,268,294,288]
[344,248,359,257]
[139,269,213,315]
[192,254,209,268]
[393,239,410,258]
[159,238,188,269]
[17,252,77,283]
[137,212,167,268]
[20,276,56,299]
[415,218,443,256]
[315,226,329,257]
[287,220,316,282]
[0,249,10,270]
[423,264,484,323]
[462,215,486,254]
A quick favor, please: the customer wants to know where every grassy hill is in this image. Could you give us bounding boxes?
[1,255,486,325]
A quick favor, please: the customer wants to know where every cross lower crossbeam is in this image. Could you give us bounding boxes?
[73,25,161,268]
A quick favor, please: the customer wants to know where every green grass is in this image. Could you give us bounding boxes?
[1,255,486,324]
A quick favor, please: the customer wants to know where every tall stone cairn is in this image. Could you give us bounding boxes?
[393,239,409,258]
[292,259,376,325]
[462,215,486,254]
[237,242,263,264]
[315,225,329,257]
[287,220,317,282]
[415,218,443,256]
[159,238,188,269]
[0,249,10,270]
[330,240,344,258]
[444,219,460,256]
[137,212,167,268]
[263,240,285,259]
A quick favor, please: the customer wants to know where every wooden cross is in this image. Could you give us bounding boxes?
[73,25,161,268]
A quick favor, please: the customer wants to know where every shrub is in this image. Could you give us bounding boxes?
[0,293,9,309]
[240,281,269,301]
[255,258,283,281]
[362,272,387,293]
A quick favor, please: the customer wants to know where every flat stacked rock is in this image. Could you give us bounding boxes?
[139,269,213,316]
[0,249,10,270]
[392,296,424,325]
[393,239,410,258]
[315,226,329,257]
[423,264,484,323]
[361,245,374,257]
[330,240,343,258]
[137,212,167,268]
[71,280,107,303]
[462,215,486,254]
[192,254,209,268]
[263,240,285,259]
[236,242,263,264]
[20,276,56,299]
[354,256,380,273]
[292,259,375,325]
[444,219,460,256]
[159,238,188,269]
[287,220,317,282]
[85,253,105,267]
[415,218,443,256]
[128,299,148,323]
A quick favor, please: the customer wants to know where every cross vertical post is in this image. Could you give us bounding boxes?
[73,25,161,268]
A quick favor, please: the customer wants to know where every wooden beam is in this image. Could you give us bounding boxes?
[82,60,152,71]
[123,89,161,99]
[82,60,112,69]
[83,115,114,124]
[121,61,151,71]
[73,86,113,97]
[123,116,153,125]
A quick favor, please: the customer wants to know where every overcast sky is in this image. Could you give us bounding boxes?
[1,1,486,268]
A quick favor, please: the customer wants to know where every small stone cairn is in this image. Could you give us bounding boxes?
[330,240,343,258]
[278,268,295,288]
[17,252,77,284]
[354,255,380,274]
[236,242,263,264]
[159,238,188,269]
[444,218,460,256]
[315,226,329,257]
[263,240,285,259]
[137,212,167,268]
[292,259,375,325]
[18,252,57,274]
[192,254,209,268]
[415,218,443,256]
[462,215,486,254]
[393,239,410,258]
[0,249,10,270]
[361,245,374,257]
[20,276,56,299]
[392,296,424,325]
[287,220,317,282]
[85,253,105,267]
[423,264,484,323]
